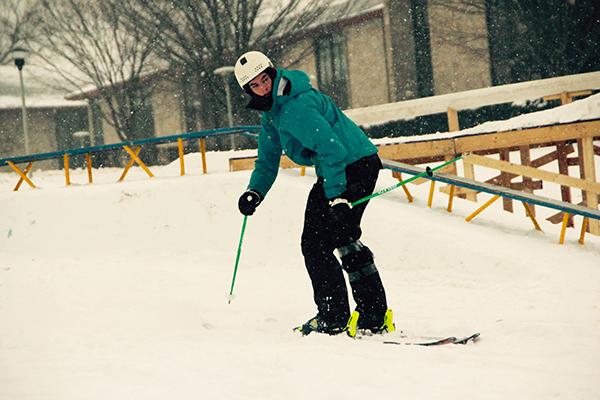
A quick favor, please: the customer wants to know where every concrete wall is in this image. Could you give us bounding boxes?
[427,0,492,94]
[345,15,390,107]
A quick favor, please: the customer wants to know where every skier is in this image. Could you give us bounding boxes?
[234,51,394,337]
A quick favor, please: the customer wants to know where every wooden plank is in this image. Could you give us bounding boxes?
[454,119,600,153]
[377,139,455,160]
[463,158,477,202]
[556,141,574,226]
[447,107,460,132]
[530,145,573,168]
[520,145,535,216]
[543,90,592,102]
[463,153,600,194]
[499,149,513,212]
[580,135,600,234]
[229,155,301,172]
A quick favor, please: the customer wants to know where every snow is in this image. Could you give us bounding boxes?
[344,71,600,127]
[0,95,86,109]
[1,146,599,399]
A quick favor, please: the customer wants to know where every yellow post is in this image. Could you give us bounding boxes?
[86,154,93,184]
[13,162,34,191]
[300,167,306,176]
[199,138,208,174]
[522,202,542,231]
[447,185,455,212]
[119,146,142,182]
[427,180,435,208]
[122,145,154,178]
[559,213,570,245]
[393,172,413,202]
[465,195,500,222]
[178,138,185,176]
[579,217,588,245]
[64,154,71,186]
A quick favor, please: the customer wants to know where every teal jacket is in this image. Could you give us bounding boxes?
[249,69,377,199]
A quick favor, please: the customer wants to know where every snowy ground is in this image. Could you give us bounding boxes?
[1,150,599,400]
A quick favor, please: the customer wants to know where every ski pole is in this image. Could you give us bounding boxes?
[351,155,463,207]
[228,215,248,304]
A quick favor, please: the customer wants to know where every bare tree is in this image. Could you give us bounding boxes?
[33,0,162,141]
[0,0,41,64]
[124,0,359,132]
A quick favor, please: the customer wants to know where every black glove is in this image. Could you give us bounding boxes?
[328,198,355,247]
[238,189,263,216]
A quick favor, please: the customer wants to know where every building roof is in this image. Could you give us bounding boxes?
[0,64,86,110]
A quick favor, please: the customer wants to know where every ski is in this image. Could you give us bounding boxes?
[383,332,480,347]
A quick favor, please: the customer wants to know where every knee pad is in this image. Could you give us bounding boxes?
[337,240,378,283]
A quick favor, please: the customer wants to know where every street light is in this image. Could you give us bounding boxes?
[213,65,235,150]
[10,45,31,155]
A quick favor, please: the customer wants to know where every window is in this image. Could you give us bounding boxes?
[315,32,350,108]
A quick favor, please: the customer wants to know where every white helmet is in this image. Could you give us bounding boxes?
[234,51,274,88]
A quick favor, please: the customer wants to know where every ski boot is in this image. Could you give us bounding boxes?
[293,315,348,336]
[346,309,396,338]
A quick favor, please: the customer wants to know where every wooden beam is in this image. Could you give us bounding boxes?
[463,157,477,202]
[463,153,600,194]
[454,119,600,153]
[556,141,574,226]
[499,149,513,212]
[377,139,455,160]
[530,144,573,168]
[543,90,592,102]
[580,135,600,235]
[229,155,301,172]
[520,145,535,216]
[447,107,460,132]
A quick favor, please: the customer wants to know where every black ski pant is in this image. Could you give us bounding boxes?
[301,154,388,329]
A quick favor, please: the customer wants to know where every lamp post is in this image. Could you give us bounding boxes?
[213,65,235,150]
[10,45,31,155]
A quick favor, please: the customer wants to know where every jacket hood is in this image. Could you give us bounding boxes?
[270,69,312,109]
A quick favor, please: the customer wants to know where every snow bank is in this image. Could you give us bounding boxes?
[0,149,599,400]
